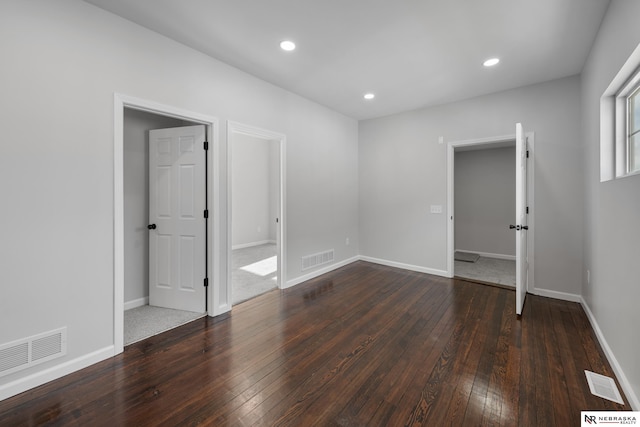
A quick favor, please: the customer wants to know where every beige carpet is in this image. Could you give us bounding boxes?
[455,256,516,287]
[124,305,204,345]
[232,243,278,304]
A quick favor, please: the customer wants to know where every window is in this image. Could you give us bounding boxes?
[616,69,640,176]
[629,85,640,173]
[600,42,640,182]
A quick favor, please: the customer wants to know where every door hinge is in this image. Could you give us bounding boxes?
[526,150,529,158]
[203,278,209,287]
[204,140,209,150]
[526,206,529,214]
[204,209,209,219]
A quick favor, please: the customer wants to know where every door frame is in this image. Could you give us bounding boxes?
[227,121,286,304]
[446,132,535,293]
[113,93,221,355]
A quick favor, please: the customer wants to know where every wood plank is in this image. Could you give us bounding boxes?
[0,262,632,426]
[420,284,497,426]
[459,289,506,425]
[538,296,572,427]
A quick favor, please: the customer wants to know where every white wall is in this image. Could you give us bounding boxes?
[359,75,583,295]
[0,0,358,399]
[581,0,640,409]
[455,147,516,257]
[123,109,192,304]
[231,133,275,248]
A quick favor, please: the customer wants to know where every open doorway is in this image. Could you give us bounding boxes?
[228,122,286,306]
[446,127,535,315]
[453,143,517,287]
[123,109,205,345]
[114,94,220,355]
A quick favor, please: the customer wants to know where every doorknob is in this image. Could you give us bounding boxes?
[509,225,516,229]
[147,224,157,230]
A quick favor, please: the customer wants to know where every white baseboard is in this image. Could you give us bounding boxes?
[232,240,276,250]
[529,286,581,303]
[285,256,360,289]
[124,296,148,311]
[0,346,114,402]
[359,256,449,278]
[455,249,516,261]
[580,297,639,410]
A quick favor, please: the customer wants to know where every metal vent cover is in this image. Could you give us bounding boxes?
[301,249,335,271]
[0,343,29,374]
[584,370,624,404]
[0,328,67,378]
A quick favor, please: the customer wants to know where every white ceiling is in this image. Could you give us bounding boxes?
[84,0,610,120]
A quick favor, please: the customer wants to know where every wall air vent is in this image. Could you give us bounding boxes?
[302,249,335,271]
[0,327,67,378]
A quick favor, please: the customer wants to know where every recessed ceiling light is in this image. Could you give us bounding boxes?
[364,93,375,100]
[280,40,296,51]
[483,57,500,67]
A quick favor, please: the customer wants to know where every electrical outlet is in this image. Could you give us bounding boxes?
[430,205,443,214]
[346,237,350,246]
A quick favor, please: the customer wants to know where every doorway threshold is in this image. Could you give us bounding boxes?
[454,276,516,291]
[124,305,204,346]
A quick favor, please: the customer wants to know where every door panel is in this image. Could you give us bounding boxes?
[149,125,206,313]
[515,123,528,315]
[179,235,195,290]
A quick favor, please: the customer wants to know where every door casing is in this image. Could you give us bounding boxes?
[446,132,535,295]
[114,93,221,356]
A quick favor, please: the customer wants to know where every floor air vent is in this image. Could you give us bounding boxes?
[302,249,334,271]
[0,327,67,378]
[584,370,624,404]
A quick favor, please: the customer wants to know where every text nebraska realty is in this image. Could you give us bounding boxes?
[585,414,637,424]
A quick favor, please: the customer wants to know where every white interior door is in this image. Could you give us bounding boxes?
[149,125,206,313]
[515,123,529,315]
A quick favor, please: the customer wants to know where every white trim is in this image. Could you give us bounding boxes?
[113,97,125,355]
[445,133,516,149]
[0,346,113,402]
[359,256,449,278]
[526,133,536,299]
[447,143,454,278]
[446,131,535,295]
[454,249,516,261]
[226,121,287,308]
[124,297,149,311]
[231,240,277,251]
[580,297,640,410]
[285,256,360,288]
[113,93,221,357]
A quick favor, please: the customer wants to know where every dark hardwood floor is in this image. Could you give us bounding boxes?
[0,261,629,426]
